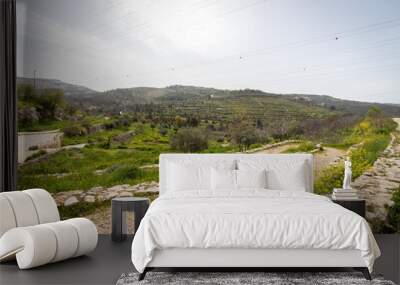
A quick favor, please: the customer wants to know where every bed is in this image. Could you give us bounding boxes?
[131,153,380,280]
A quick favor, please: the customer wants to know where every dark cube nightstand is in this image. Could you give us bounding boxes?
[111,197,150,242]
[332,198,366,218]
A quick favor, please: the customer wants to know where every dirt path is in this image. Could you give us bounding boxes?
[314,147,346,174]
[394,118,400,131]
[254,143,346,174]
[254,143,301,154]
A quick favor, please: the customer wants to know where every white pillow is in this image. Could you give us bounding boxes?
[167,162,210,191]
[211,168,236,191]
[236,169,267,189]
[238,159,308,191]
[267,161,307,191]
[166,159,236,192]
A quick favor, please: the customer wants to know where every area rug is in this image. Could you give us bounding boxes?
[116,272,396,285]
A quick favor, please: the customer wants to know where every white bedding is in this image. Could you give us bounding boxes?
[131,190,380,273]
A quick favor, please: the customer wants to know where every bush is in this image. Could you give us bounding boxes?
[26,150,47,161]
[388,188,400,233]
[159,127,168,136]
[110,165,142,182]
[229,123,258,151]
[104,121,117,130]
[170,128,208,153]
[63,125,86,137]
[314,164,344,194]
[18,85,66,122]
[18,105,40,128]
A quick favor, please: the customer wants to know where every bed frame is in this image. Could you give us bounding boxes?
[139,248,371,280]
[138,154,372,281]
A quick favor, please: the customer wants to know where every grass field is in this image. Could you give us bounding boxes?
[18,122,239,193]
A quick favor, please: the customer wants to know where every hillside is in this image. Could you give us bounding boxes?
[286,94,400,116]
[17,77,400,118]
[17,77,98,97]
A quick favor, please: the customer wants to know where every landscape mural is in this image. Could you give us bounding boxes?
[16,0,400,234]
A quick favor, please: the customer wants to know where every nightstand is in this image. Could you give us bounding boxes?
[331,198,366,218]
[111,197,150,242]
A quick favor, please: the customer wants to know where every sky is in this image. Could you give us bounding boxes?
[16,0,400,103]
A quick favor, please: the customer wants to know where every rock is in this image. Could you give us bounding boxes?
[108,185,128,192]
[105,192,118,200]
[88,186,104,193]
[97,195,105,202]
[118,192,133,197]
[64,196,79,206]
[84,195,96,203]
[94,169,106,175]
[67,190,83,196]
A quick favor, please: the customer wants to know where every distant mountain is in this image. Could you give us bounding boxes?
[17,77,98,97]
[17,77,400,117]
[285,94,400,116]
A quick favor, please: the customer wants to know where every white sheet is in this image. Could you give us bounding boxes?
[131,190,380,273]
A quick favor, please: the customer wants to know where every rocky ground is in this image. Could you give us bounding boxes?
[53,181,159,207]
[352,132,400,222]
[52,181,159,234]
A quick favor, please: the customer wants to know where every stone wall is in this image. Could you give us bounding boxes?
[18,130,63,163]
[351,133,400,222]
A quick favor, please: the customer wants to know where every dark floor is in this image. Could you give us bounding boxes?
[0,234,399,285]
[0,235,134,285]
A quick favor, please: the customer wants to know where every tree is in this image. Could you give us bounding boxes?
[36,89,65,120]
[170,128,208,153]
[256,118,264,129]
[17,84,67,125]
[174,115,186,128]
[229,123,258,151]
[187,116,199,127]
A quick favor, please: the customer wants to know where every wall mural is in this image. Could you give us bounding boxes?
[16,0,400,234]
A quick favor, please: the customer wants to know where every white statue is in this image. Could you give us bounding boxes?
[342,158,352,190]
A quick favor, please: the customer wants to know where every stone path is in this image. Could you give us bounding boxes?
[351,131,400,222]
[53,181,159,206]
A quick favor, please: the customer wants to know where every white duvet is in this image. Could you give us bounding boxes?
[131,190,380,273]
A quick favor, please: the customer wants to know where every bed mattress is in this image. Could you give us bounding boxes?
[131,190,380,273]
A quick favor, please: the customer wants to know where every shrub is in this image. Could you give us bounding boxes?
[18,105,40,128]
[170,128,208,153]
[18,85,67,122]
[110,165,142,182]
[229,123,258,151]
[26,150,47,161]
[388,187,400,233]
[63,125,86,137]
[314,164,344,194]
[159,127,168,136]
[104,121,116,130]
